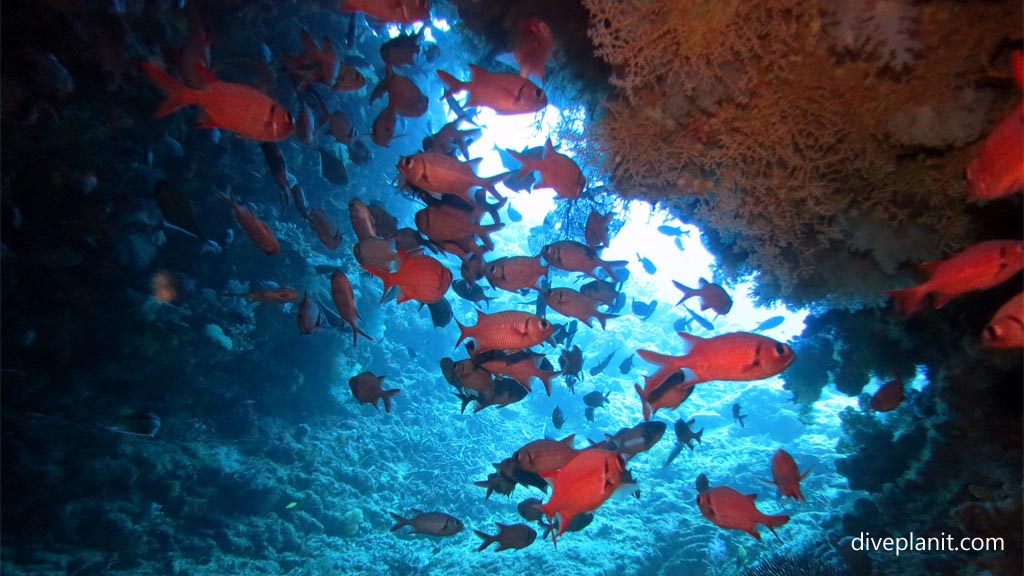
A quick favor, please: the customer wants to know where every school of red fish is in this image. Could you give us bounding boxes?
[142,0,1024,551]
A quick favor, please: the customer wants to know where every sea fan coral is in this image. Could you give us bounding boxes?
[583,0,1021,306]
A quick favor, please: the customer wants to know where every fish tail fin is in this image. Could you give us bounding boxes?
[601,260,629,282]
[381,388,400,413]
[435,69,464,101]
[764,515,790,544]
[454,318,469,349]
[694,428,704,444]
[139,61,195,117]
[477,222,505,251]
[388,512,410,531]
[353,326,374,347]
[884,286,927,316]
[663,442,683,469]
[634,383,653,421]
[672,280,694,306]
[473,529,495,552]
[738,414,746,428]
[596,312,619,330]
[482,172,511,202]
[540,370,560,396]
[636,349,684,391]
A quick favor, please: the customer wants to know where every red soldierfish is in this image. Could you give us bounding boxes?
[348,198,378,241]
[885,240,1024,316]
[216,191,280,255]
[436,65,547,116]
[870,376,904,412]
[539,449,627,545]
[982,291,1024,348]
[224,288,300,303]
[507,139,585,200]
[334,64,366,91]
[965,50,1023,201]
[541,240,627,282]
[633,371,696,421]
[544,287,618,329]
[768,449,812,502]
[513,17,553,83]
[514,435,577,474]
[330,270,373,346]
[697,486,790,542]
[285,28,339,89]
[338,0,430,23]
[349,371,400,412]
[398,152,508,206]
[455,310,553,356]
[297,292,323,334]
[371,70,428,118]
[484,255,548,293]
[585,208,613,248]
[637,331,795,400]
[673,278,733,316]
[309,208,343,250]
[364,249,451,304]
[140,61,293,142]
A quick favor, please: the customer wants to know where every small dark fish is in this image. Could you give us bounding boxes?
[618,354,633,375]
[390,510,463,537]
[540,512,593,539]
[583,390,610,408]
[752,316,785,333]
[290,184,311,220]
[682,304,714,331]
[452,279,493,308]
[348,139,373,166]
[260,142,291,207]
[631,299,658,321]
[507,204,522,222]
[695,473,710,494]
[552,406,565,429]
[609,292,627,314]
[518,498,544,522]
[98,410,161,438]
[349,372,399,412]
[732,403,747,428]
[602,421,667,459]
[558,345,583,376]
[372,106,396,147]
[320,148,349,185]
[588,348,618,376]
[423,297,453,328]
[636,253,656,274]
[154,180,206,241]
[584,406,595,422]
[657,225,684,236]
[673,317,694,333]
[475,523,537,552]
[663,417,703,468]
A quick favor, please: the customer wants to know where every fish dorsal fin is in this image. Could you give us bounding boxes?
[468,64,488,80]
[299,28,318,52]
[746,493,757,502]
[467,157,483,173]
[698,278,709,287]
[544,138,555,158]
[561,433,576,447]
[918,260,941,274]
[412,508,423,515]
[193,62,220,88]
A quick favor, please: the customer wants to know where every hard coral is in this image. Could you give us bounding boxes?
[583,0,1022,306]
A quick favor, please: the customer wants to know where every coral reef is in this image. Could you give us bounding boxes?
[582,0,1022,306]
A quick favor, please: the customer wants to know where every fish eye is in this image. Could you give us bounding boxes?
[401,157,413,168]
[982,325,999,342]
[535,88,544,99]
[540,319,550,328]
[775,343,788,356]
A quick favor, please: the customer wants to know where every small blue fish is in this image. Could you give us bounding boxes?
[631,299,658,321]
[752,315,785,333]
[636,253,656,274]
[507,204,522,222]
[681,304,714,331]
[673,317,693,333]
[618,353,634,374]
[657,225,683,236]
